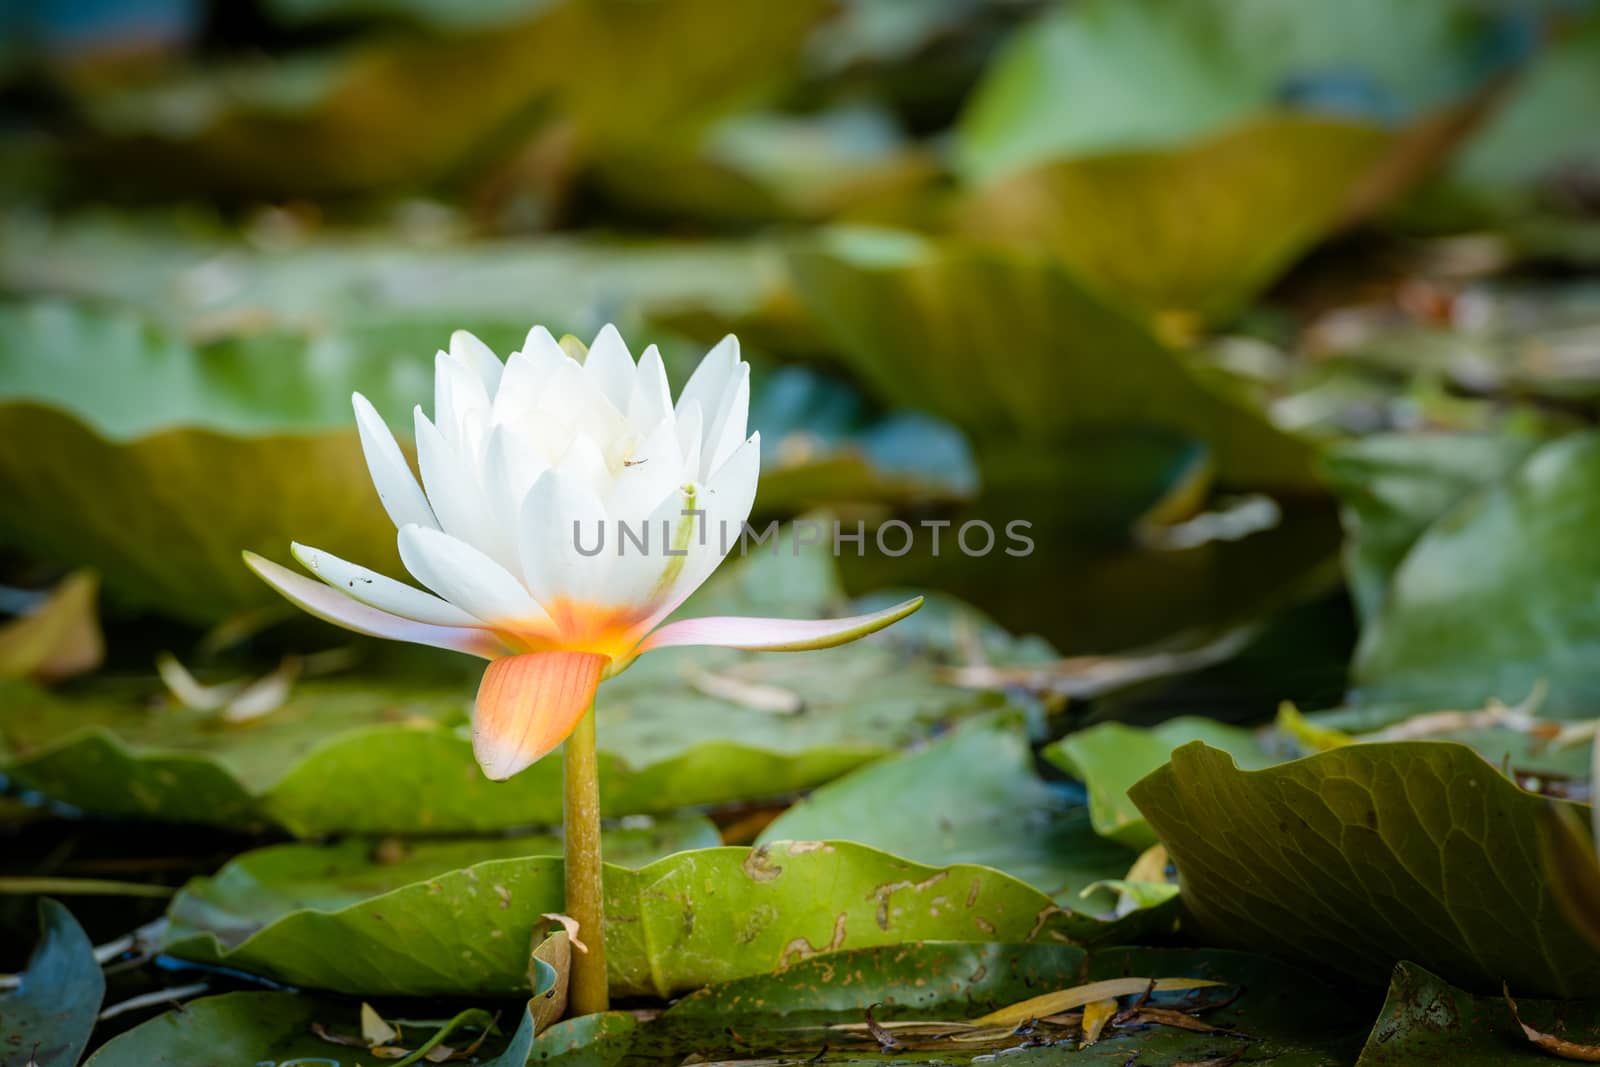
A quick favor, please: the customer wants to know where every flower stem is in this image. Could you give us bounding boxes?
[563,702,608,1015]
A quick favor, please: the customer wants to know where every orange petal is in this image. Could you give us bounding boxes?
[472,651,607,780]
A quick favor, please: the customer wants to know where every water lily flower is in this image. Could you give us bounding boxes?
[246,325,919,778]
[244,325,921,1015]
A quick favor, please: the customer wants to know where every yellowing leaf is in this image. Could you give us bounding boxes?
[973,977,1221,1028]
[0,571,103,684]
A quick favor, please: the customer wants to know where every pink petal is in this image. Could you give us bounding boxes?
[244,552,505,659]
[636,596,923,653]
[473,651,607,780]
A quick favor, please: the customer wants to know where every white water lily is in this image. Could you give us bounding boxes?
[245,325,921,780]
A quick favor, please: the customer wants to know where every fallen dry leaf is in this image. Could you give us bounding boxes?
[1080,996,1118,1046]
[973,977,1223,1027]
[1506,984,1600,1062]
[0,571,103,683]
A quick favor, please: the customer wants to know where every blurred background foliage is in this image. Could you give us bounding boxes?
[2,0,1598,666]
[5,1,1600,1057]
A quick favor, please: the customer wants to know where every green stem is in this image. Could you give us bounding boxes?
[564,702,609,1015]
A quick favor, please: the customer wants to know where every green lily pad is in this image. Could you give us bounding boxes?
[1323,430,1545,623]
[84,990,525,1066]
[959,114,1413,323]
[84,992,353,1067]
[954,0,1507,182]
[1356,961,1600,1065]
[0,630,997,838]
[758,715,1142,933]
[166,813,720,948]
[1130,740,1600,996]
[655,943,1365,1064]
[1437,18,1600,223]
[1043,718,1274,849]
[786,229,1319,491]
[1351,432,1600,717]
[164,840,1082,996]
[484,1009,637,1067]
[0,900,104,1067]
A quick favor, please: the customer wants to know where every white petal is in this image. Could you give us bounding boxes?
[675,399,704,476]
[639,597,924,652]
[555,435,611,500]
[635,432,761,633]
[450,329,504,393]
[352,393,437,532]
[245,552,501,658]
[483,423,549,578]
[583,323,636,412]
[398,524,547,626]
[628,344,673,429]
[601,480,698,612]
[433,352,491,459]
[522,325,573,367]
[518,469,611,613]
[676,335,738,422]
[291,542,479,627]
[703,360,749,477]
[413,408,498,560]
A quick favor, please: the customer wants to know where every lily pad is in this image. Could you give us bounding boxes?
[1437,17,1600,223]
[787,228,1319,490]
[164,840,1082,996]
[954,0,1511,182]
[0,900,104,1067]
[84,992,358,1067]
[1357,961,1600,1065]
[959,114,1394,323]
[484,1009,637,1067]
[1351,432,1600,717]
[758,715,1140,932]
[656,943,1365,1064]
[1043,718,1274,849]
[1130,740,1600,996]
[1322,430,1544,623]
[165,813,720,948]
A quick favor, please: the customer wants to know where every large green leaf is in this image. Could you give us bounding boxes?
[654,943,1366,1064]
[1323,430,1545,623]
[959,114,1393,322]
[787,229,1319,491]
[166,814,719,948]
[1440,18,1600,222]
[1357,961,1600,1065]
[1130,740,1600,996]
[164,841,1082,996]
[758,715,1140,929]
[1352,432,1600,717]
[954,0,1507,182]
[84,992,348,1067]
[1043,718,1274,849]
[0,900,104,1067]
